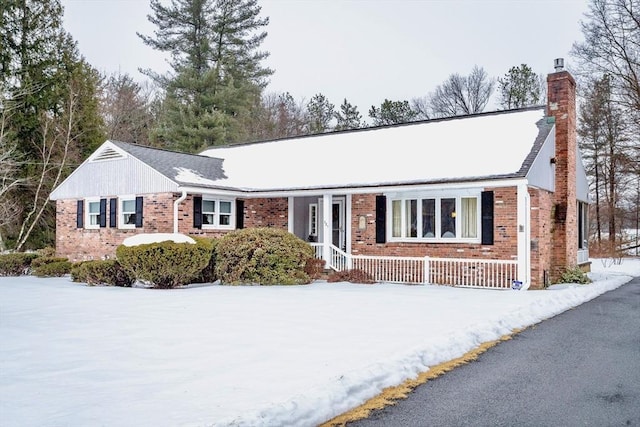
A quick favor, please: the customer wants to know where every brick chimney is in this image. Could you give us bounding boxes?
[547,58,578,280]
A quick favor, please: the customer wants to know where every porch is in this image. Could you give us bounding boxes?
[311,243,518,289]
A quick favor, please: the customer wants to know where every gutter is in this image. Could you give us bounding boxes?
[173,190,188,233]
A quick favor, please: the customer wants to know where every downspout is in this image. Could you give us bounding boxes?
[173,190,188,233]
[517,182,531,290]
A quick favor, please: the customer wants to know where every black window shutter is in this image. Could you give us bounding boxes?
[236,199,244,229]
[193,196,202,229]
[481,191,494,245]
[375,195,386,244]
[109,198,117,228]
[76,200,84,228]
[135,196,143,228]
[99,198,107,228]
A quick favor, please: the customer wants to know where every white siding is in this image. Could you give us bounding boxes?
[526,130,555,192]
[50,156,178,200]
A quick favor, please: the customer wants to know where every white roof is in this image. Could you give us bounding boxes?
[199,108,546,191]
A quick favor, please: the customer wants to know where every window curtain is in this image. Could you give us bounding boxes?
[392,200,402,237]
[461,198,477,238]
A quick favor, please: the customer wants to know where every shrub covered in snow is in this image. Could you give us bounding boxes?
[71,260,133,287]
[327,268,376,284]
[116,238,214,288]
[0,253,39,276]
[215,228,314,285]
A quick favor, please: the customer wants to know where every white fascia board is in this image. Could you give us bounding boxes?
[179,178,530,199]
[228,178,530,198]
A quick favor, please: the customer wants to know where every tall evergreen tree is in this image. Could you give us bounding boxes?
[334,99,364,130]
[369,99,417,126]
[139,0,272,152]
[0,0,105,249]
[306,93,334,134]
[497,64,544,109]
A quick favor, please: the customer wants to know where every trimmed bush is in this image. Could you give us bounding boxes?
[0,253,39,276]
[191,237,218,284]
[556,266,591,285]
[71,260,133,287]
[116,238,214,289]
[31,256,69,269]
[216,228,314,285]
[327,269,376,284]
[33,261,73,277]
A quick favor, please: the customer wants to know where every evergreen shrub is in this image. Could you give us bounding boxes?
[116,238,214,288]
[32,261,73,277]
[191,237,218,284]
[71,260,133,287]
[0,253,39,276]
[31,257,69,269]
[556,266,591,285]
[215,228,314,285]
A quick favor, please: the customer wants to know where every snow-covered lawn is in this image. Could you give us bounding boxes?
[1,259,639,427]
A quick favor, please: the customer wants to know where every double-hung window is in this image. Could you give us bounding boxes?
[389,193,480,242]
[86,199,101,229]
[200,198,234,229]
[120,198,137,228]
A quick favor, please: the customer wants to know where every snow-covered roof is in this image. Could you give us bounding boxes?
[198,107,549,191]
[111,141,226,187]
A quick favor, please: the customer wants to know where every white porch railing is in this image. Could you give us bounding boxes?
[315,244,518,289]
[310,243,323,260]
[577,249,589,264]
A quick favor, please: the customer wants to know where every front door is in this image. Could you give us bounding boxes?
[332,198,345,250]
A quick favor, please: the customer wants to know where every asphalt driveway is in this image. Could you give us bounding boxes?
[349,277,640,427]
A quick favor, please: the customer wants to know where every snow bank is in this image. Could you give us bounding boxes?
[0,258,637,427]
[122,233,195,247]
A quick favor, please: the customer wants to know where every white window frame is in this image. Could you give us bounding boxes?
[387,192,481,243]
[119,196,137,229]
[85,198,101,230]
[201,198,235,230]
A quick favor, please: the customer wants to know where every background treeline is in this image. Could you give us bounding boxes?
[0,0,638,253]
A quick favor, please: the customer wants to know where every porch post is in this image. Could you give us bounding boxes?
[322,194,332,266]
[287,197,294,234]
[345,193,352,269]
[517,182,531,290]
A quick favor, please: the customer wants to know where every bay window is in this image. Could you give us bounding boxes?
[389,193,480,241]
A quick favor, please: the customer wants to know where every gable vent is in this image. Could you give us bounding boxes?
[91,147,125,162]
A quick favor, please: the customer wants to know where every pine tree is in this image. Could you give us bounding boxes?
[139,0,272,152]
[334,99,364,130]
[306,93,334,134]
[497,64,544,109]
[369,99,417,126]
[0,0,105,249]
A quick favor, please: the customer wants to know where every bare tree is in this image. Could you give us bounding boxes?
[572,0,640,115]
[14,84,79,251]
[0,90,26,251]
[578,74,633,249]
[101,72,156,145]
[245,92,308,141]
[428,66,494,118]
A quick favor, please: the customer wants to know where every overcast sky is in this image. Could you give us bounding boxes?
[61,0,590,115]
